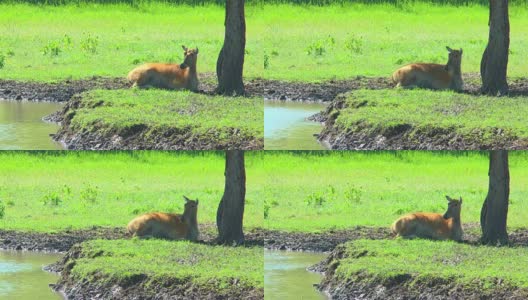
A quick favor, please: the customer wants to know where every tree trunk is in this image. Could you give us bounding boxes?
[217,150,246,245]
[480,150,509,245]
[216,0,246,96]
[480,0,509,95]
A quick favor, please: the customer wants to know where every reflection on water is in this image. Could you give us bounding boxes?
[0,100,64,150]
[265,250,327,300]
[265,101,327,150]
[0,250,62,300]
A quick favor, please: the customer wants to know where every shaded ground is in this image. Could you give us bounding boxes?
[264,74,528,102]
[0,73,264,103]
[264,223,528,253]
[0,224,264,254]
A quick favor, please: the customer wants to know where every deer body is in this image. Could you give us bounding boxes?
[127,196,199,241]
[392,47,463,92]
[127,46,199,91]
[391,196,463,241]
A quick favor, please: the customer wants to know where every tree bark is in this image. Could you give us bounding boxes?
[480,0,509,96]
[216,0,246,96]
[480,150,509,245]
[217,150,246,245]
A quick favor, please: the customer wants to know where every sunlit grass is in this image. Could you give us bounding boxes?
[0,151,264,232]
[263,151,528,232]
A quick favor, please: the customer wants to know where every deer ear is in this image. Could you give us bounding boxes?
[196,199,199,205]
[196,47,199,54]
[445,195,452,201]
[460,48,463,54]
[183,195,190,202]
[459,197,463,204]
[446,46,453,52]
[182,45,187,51]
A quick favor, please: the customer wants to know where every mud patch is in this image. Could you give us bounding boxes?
[0,73,264,103]
[264,224,528,253]
[264,226,392,253]
[264,74,528,102]
[0,224,264,254]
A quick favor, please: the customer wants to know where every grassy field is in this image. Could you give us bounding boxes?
[0,151,264,232]
[263,151,528,232]
[328,89,528,145]
[332,239,528,292]
[67,239,263,294]
[66,90,263,148]
[262,3,528,81]
[0,3,264,82]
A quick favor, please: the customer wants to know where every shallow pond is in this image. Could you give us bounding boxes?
[0,250,62,300]
[265,101,327,150]
[0,100,64,150]
[265,250,327,300]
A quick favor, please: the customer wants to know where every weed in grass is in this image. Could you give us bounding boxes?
[344,184,363,204]
[264,201,270,219]
[0,201,5,219]
[264,52,270,69]
[42,40,62,56]
[344,34,363,55]
[43,190,63,206]
[0,53,4,69]
[80,184,99,205]
[306,36,335,56]
[80,34,99,54]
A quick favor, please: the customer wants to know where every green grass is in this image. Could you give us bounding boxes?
[263,151,528,232]
[0,3,264,82]
[328,89,528,145]
[262,3,528,81]
[67,89,263,147]
[334,239,528,291]
[70,239,263,293]
[0,151,264,232]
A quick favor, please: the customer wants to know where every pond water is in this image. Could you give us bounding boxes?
[265,101,327,150]
[265,250,327,300]
[0,100,64,150]
[0,250,62,300]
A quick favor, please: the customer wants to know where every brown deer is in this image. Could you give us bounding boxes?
[127,45,199,91]
[392,47,463,92]
[127,196,199,241]
[391,195,463,241]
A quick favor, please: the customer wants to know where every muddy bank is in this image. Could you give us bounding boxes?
[53,94,263,150]
[318,94,528,150]
[0,77,128,102]
[0,227,126,253]
[264,74,528,102]
[316,242,528,300]
[264,224,528,253]
[51,244,263,300]
[265,226,392,252]
[0,224,264,254]
[0,73,264,103]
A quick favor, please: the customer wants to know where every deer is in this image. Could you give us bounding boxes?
[127,196,199,241]
[127,45,199,91]
[392,47,463,92]
[391,195,463,242]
